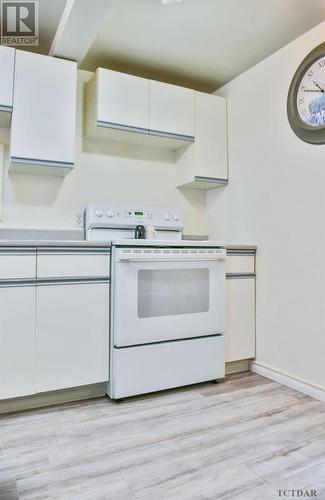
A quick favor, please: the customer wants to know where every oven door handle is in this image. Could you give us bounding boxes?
[116,249,226,262]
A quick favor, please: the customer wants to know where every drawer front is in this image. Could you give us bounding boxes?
[37,249,110,279]
[109,335,225,399]
[0,250,36,280]
[226,255,255,275]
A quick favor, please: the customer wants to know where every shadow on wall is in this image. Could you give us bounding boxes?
[7,168,64,207]
[82,137,174,164]
[178,185,208,218]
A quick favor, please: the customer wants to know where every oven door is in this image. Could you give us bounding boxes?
[112,247,226,347]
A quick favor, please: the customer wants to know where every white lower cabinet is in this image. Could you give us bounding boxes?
[0,285,36,399]
[225,252,256,362]
[36,282,109,392]
[0,247,110,401]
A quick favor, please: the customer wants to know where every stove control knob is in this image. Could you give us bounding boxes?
[95,209,103,218]
[106,210,114,218]
[164,213,170,221]
[173,213,180,221]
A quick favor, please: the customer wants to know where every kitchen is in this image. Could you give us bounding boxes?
[0,1,325,499]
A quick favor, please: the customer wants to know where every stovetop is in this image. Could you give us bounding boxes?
[85,203,224,248]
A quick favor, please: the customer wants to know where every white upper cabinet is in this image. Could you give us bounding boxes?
[96,69,149,131]
[86,70,196,149]
[9,50,77,175]
[0,46,15,127]
[176,92,228,190]
[195,92,227,179]
[149,80,195,139]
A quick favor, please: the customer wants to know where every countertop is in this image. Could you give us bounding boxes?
[182,235,256,251]
[0,229,256,250]
[0,229,110,248]
[0,240,256,250]
[0,240,111,248]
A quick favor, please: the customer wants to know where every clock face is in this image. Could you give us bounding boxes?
[296,55,325,127]
[287,43,325,143]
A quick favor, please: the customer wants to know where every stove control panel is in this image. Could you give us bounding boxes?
[86,204,183,230]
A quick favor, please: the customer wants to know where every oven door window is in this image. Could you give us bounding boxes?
[138,268,209,318]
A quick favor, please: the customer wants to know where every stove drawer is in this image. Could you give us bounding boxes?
[37,248,110,279]
[109,335,224,399]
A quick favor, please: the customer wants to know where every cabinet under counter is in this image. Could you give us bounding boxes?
[225,247,256,368]
[0,244,111,401]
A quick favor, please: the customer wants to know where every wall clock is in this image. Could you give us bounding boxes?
[287,42,325,144]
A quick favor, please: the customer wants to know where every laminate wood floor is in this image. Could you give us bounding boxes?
[1,372,325,500]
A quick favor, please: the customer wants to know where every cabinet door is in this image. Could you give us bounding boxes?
[149,80,195,138]
[195,92,227,180]
[0,285,36,399]
[97,69,149,131]
[225,277,255,362]
[10,50,77,171]
[36,282,109,392]
[0,46,14,111]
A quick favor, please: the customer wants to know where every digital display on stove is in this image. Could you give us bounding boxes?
[134,211,144,216]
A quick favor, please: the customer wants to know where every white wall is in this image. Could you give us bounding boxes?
[0,70,207,235]
[208,22,325,389]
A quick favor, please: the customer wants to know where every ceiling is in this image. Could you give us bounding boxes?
[21,0,325,91]
[81,0,325,91]
[24,0,67,55]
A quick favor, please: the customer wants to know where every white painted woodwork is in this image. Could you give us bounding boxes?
[194,92,227,179]
[226,255,255,274]
[9,50,77,175]
[86,69,194,149]
[149,80,195,137]
[176,92,228,189]
[225,277,255,362]
[0,46,15,127]
[0,285,36,399]
[251,362,325,403]
[36,282,109,392]
[96,69,149,130]
[49,0,110,64]
[0,250,36,280]
[37,250,110,279]
[109,335,224,399]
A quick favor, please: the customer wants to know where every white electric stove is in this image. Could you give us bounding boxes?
[86,203,226,399]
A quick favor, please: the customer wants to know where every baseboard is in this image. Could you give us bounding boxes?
[250,362,325,403]
[0,383,106,415]
[226,359,250,374]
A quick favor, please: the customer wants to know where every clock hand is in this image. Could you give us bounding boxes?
[313,80,325,92]
[302,89,323,92]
